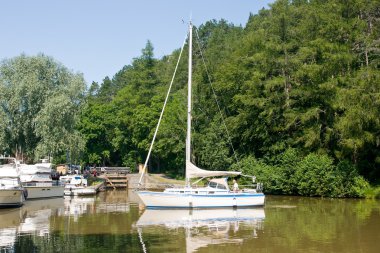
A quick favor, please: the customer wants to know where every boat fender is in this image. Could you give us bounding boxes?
[23,189,28,200]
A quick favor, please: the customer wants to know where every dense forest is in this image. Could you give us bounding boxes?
[1,0,379,197]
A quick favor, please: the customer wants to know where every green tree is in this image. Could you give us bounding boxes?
[0,54,86,161]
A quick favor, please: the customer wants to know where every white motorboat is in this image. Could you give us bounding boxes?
[136,23,265,208]
[63,175,96,196]
[0,157,26,207]
[19,161,64,199]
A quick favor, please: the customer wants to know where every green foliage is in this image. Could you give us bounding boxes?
[295,153,336,196]
[364,185,380,199]
[0,54,86,162]
[76,0,379,197]
[230,156,283,194]
[232,148,370,197]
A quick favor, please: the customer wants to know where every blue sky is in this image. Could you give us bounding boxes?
[0,0,274,85]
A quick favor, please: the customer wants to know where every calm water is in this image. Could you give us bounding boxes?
[0,191,379,253]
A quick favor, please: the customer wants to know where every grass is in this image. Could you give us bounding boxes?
[149,174,185,185]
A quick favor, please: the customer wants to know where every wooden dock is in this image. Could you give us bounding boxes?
[101,174,128,189]
[99,172,184,190]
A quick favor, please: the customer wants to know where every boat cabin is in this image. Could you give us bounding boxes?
[207,178,230,190]
[163,178,234,195]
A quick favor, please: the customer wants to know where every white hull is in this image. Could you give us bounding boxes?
[24,186,64,199]
[64,187,96,196]
[136,191,265,208]
[0,189,25,207]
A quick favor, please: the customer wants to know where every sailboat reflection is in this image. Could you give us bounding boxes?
[136,208,265,253]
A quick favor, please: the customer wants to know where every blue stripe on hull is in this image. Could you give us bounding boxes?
[137,191,265,209]
[146,204,264,209]
[138,192,264,198]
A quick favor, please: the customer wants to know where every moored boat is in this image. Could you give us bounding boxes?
[19,161,64,199]
[63,175,96,196]
[136,22,265,209]
[0,157,26,207]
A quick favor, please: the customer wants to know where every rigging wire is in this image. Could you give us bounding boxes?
[138,33,188,186]
[194,27,240,164]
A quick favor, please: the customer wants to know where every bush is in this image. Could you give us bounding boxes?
[334,161,370,197]
[231,156,282,194]
[363,185,380,199]
[231,151,371,198]
[276,148,301,195]
[295,153,336,197]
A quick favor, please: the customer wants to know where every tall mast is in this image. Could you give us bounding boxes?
[185,22,192,185]
[186,22,192,170]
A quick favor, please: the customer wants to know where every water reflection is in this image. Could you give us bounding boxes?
[62,192,131,219]
[136,208,265,253]
[0,198,64,249]
[0,193,379,253]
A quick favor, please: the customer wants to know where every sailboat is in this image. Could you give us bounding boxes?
[136,22,265,208]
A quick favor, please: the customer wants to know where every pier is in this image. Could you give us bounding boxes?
[99,171,185,190]
[102,174,128,189]
[99,167,129,189]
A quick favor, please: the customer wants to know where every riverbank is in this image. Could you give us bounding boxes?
[144,173,380,199]
[365,186,380,199]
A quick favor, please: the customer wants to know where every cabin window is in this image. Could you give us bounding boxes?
[217,184,227,189]
[208,191,215,194]
[180,191,184,193]
[209,182,217,188]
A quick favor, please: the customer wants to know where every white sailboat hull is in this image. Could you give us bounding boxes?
[24,186,64,199]
[0,189,25,207]
[136,191,265,208]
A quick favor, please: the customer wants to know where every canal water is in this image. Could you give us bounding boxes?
[0,191,379,253]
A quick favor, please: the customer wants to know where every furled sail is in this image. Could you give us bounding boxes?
[186,161,241,179]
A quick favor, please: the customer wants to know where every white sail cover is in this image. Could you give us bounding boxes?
[0,164,19,178]
[20,164,52,175]
[20,174,52,183]
[186,161,241,179]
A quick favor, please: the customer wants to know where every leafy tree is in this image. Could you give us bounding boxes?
[0,54,86,162]
[77,0,380,195]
